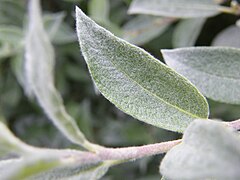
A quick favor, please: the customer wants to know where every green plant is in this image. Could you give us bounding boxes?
[1,0,240,179]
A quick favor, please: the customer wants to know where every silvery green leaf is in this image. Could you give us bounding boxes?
[76,7,209,132]
[11,51,25,87]
[32,162,109,180]
[128,0,224,18]
[173,18,206,48]
[25,0,91,148]
[89,0,109,22]
[162,47,240,104]
[123,15,173,45]
[0,25,23,45]
[0,1,24,26]
[0,122,33,156]
[89,0,122,37]
[0,43,13,59]
[43,12,77,44]
[160,119,240,179]
[237,19,240,27]
[43,12,65,40]
[1,156,60,180]
[212,25,240,48]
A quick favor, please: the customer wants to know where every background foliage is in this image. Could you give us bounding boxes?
[0,0,240,179]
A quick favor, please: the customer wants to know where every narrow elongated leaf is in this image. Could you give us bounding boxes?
[237,19,240,27]
[89,0,109,22]
[43,12,77,44]
[76,7,208,132]
[1,151,108,180]
[173,18,206,48]
[0,25,23,45]
[162,47,240,104]
[88,0,122,37]
[128,0,224,18]
[123,15,174,45]
[0,122,33,156]
[2,156,60,180]
[32,162,109,180]
[212,25,240,48]
[25,0,92,148]
[160,119,240,179]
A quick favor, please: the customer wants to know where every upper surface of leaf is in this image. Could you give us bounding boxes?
[128,0,222,18]
[160,119,240,179]
[162,47,240,104]
[76,7,208,132]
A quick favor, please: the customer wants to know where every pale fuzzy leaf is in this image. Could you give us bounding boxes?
[89,0,122,37]
[76,7,209,132]
[237,19,240,27]
[173,18,206,48]
[2,156,60,180]
[89,0,109,22]
[32,162,109,180]
[160,119,240,179]
[25,0,89,147]
[123,15,173,45]
[0,25,23,45]
[212,25,240,48]
[43,12,77,44]
[11,52,25,88]
[0,148,108,180]
[43,12,65,40]
[128,0,223,18]
[0,43,14,59]
[0,122,32,156]
[162,47,240,104]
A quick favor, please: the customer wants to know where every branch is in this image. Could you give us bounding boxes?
[96,139,182,161]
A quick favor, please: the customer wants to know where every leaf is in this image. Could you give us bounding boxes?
[88,0,122,37]
[212,25,240,48]
[0,26,23,58]
[76,7,209,132]
[162,47,240,104]
[0,121,32,156]
[160,119,240,179]
[173,18,206,48]
[237,19,240,27]
[24,0,93,149]
[43,12,77,44]
[0,25,23,45]
[1,151,109,180]
[2,156,60,180]
[123,15,174,45]
[89,0,110,22]
[128,0,225,18]
[0,1,25,26]
[32,162,110,180]
[0,43,13,59]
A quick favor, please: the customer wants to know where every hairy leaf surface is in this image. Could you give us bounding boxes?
[76,7,208,132]
[162,47,240,104]
[25,0,89,147]
[128,0,223,18]
[160,119,240,179]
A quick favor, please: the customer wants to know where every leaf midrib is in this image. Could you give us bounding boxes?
[83,30,204,119]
